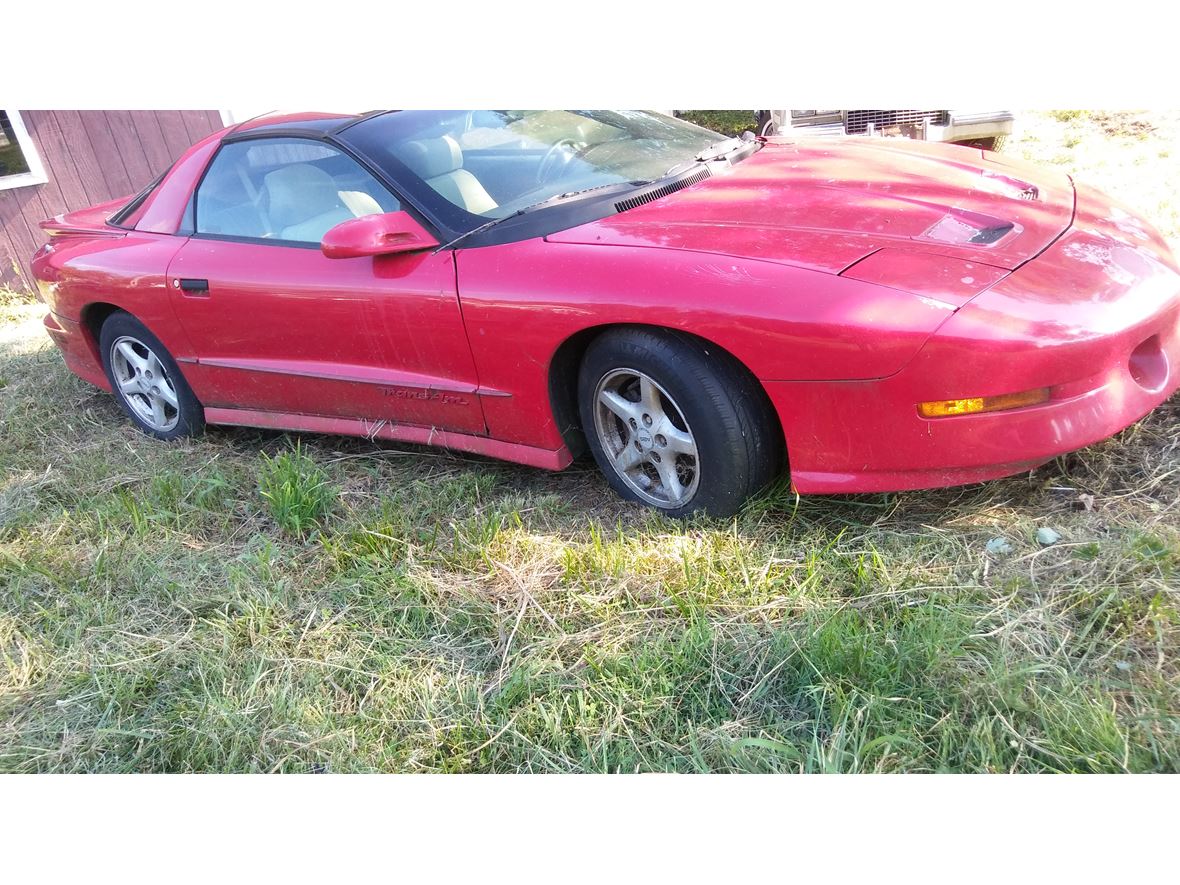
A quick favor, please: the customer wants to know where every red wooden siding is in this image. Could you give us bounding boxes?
[0,110,224,293]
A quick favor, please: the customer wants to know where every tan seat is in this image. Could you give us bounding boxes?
[263,163,355,242]
[392,135,498,215]
[339,190,383,217]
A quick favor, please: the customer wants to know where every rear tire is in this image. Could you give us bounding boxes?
[578,328,782,518]
[99,312,204,441]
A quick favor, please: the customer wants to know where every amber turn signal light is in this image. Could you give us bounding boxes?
[918,387,1051,418]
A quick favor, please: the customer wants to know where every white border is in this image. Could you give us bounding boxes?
[5,2,1179,108]
[1,774,1175,880]
[0,110,48,191]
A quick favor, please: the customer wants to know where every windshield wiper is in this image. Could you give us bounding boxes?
[662,159,700,178]
[663,136,754,177]
[554,180,651,201]
[695,137,743,162]
[434,181,651,251]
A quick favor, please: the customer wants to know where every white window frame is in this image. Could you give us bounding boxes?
[0,110,49,191]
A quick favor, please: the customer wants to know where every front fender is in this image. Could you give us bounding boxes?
[455,239,956,450]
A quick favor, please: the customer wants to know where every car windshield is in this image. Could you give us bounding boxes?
[342,110,725,232]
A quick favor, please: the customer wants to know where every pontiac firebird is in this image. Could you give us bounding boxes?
[31,110,1180,517]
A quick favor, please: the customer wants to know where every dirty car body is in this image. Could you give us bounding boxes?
[32,110,1180,514]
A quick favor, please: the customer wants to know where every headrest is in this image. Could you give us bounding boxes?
[264,163,339,228]
[392,135,463,180]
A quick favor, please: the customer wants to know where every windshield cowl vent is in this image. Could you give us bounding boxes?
[614,168,711,214]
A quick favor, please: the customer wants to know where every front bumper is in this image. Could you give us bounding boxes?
[772,323,1180,494]
[773,185,1180,494]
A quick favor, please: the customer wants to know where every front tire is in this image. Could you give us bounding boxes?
[578,328,782,518]
[99,312,204,440]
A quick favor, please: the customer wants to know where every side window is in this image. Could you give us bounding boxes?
[195,137,399,244]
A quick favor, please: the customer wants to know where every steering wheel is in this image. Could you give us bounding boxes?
[536,138,581,185]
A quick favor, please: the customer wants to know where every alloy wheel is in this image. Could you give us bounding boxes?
[110,335,181,432]
[592,368,700,508]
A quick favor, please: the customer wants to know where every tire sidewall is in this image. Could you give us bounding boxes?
[98,312,203,441]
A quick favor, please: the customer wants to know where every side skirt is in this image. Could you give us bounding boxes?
[203,407,573,471]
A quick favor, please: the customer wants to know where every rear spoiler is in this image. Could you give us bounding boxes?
[39,197,131,239]
[39,219,128,239]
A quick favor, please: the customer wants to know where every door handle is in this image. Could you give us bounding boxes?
[175,278,209,295]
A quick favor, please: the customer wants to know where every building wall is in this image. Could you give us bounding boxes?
[0,110,225,293]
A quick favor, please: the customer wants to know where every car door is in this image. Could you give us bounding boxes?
[165,136,486,434]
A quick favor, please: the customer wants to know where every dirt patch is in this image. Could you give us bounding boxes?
[1089,111,1157,138]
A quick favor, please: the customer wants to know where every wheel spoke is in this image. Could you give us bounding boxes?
[116,341,147,372]
[150,396,166,427]
[613,444,645,472]
[119,376,141,395]
[156,380,179,410]
[654,458,685,503]
[599,388,639,423]
[129,393,151,420]
[661,424,696,457]
[638,376,660,413]
[147,351,165,378]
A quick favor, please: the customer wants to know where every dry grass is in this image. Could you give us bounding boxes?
[0,111,1178,772]
[1010,109,1180,252]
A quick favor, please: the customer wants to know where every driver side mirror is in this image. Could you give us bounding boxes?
[321,211,439,259]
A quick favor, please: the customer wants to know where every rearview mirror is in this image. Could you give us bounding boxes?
[321,211,439,259]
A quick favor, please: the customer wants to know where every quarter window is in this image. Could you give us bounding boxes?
[195,138,399,244]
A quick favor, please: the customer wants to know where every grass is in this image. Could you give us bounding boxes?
[0,140,33,178]
[675,110,758,137]
[1008,110,1180,247]
[1,112,1179,772]
[258,444,336,537]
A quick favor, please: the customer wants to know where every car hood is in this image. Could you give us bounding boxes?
[546,138,1075,274]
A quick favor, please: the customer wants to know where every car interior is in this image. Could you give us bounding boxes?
[196,140,400,243]
[361,110,685,219]
[390,135,499,216]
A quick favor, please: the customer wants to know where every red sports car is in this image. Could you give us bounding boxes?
[32,110,1180,517]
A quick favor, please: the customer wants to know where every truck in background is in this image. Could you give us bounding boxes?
[753,110,1014,151]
